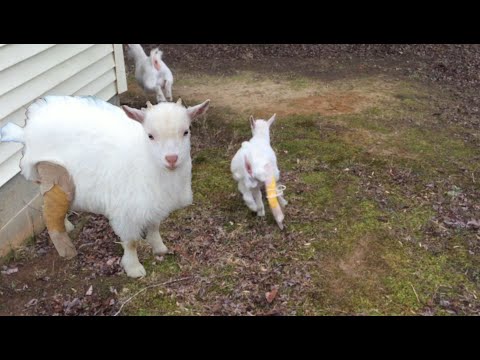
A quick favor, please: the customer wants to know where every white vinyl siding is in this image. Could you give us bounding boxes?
[0,44,127,188]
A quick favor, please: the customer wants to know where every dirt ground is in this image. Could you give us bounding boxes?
[1,45,480,316]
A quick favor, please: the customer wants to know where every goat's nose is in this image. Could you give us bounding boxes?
[165,154,178,167]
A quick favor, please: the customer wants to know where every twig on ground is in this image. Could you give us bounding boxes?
[410,283,421,304]
[114,276,193,316]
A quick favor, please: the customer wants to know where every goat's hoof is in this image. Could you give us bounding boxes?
[153,244,169,256]
[122,262,147,278]
[50,232,78,259]
[65,219,75,233]
[257,210,266,217]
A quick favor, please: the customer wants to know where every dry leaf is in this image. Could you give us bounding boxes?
[265,286,279,303]
[467,219,480,229]
[85,285,93,296]
[1,267,18,275]
[25,299,38,307]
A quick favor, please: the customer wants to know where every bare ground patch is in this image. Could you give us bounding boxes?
[175,72,397,117]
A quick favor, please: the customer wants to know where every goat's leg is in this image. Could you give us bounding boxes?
[155,85,167,103]
[37,162,77,259]
[274,173,288,208]
[146,225,168,255]
[42,185,77,258]
[120,240,146,278]
[164,81,173,102]
[238,182,257,212]
[110,219,146,278]
[252,187,265,217]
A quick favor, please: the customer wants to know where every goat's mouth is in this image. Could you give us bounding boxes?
[166,164,177,170]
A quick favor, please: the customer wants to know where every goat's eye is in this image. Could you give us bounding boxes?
[148,134,154,140]
[183,130,189,136]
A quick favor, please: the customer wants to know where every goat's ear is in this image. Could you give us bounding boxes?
[176,98,183,106]
[187,99,210,120]
[122,105,146,123]
[150,49,162,71]
[244,155,253,176]
[249,115,256,130]
[267,113,277,127]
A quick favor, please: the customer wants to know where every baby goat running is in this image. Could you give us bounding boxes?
[231,114,287,229]
[128,44,174,103]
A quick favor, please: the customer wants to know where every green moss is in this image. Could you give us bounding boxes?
[143,255,181,277]
[336,109,392,134]
[382,248,470,313]
[288,77,311,90]
[301,172,333,203]
[132,294,184,316]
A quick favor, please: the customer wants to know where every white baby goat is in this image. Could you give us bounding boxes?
[0,96,210,278]
[128,44,174,103]
[231,114,287,228]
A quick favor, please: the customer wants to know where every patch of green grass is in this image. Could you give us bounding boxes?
[193,165,235,206]
[143,254,181,277]
[288,77,311,90]
[336,108,393,134]
[132,294,184,316]
[382,248,470,313]
[390,205,435,237]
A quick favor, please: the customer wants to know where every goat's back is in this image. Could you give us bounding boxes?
[21,96,148,198]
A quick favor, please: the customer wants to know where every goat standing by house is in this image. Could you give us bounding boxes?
[231,114,287,229]
[128,44,174,103]
[0,96,210,278]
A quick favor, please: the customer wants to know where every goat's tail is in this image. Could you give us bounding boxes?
[0,123,25,144]
[127,44,148,63]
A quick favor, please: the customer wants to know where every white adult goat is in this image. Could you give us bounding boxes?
[0,96,210,278]
[128,44,174,103]
[231,114,287,229]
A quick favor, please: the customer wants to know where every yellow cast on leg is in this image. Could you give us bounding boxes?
[43,185,77,259]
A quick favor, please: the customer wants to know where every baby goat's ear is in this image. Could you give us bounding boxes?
[187,99,210,120]
[122,105,146,123]
[267,113,277,127]
[244,155,253,176]
[150,49,162,71]
[249,115,256,130]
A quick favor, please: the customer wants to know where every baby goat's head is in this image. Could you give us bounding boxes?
[122,98,210,170]
[250,113,276,138]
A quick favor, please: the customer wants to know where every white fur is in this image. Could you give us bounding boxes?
[0,122,25,143]
[128,44,174,103]
[0,95,209,278]
[231,114,287,217]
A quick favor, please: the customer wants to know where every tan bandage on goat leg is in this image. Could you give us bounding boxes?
[266,176,285,230]
[36,162,77,259]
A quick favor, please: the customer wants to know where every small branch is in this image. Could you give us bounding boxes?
[114,276,192,316]
[78,242,96,250]
[410,283,421,304]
